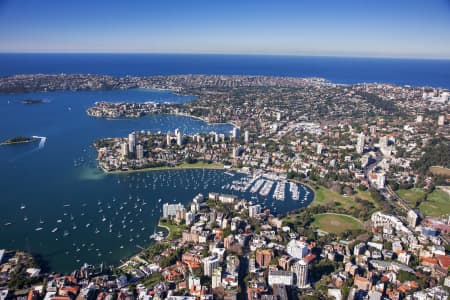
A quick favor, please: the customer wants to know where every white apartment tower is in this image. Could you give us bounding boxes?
[356,132,365,154]
[136,144,144,160]
[291,259,309,288]
[128,132,136,153]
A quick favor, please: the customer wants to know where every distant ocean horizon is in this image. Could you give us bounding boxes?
[1,53,450,89]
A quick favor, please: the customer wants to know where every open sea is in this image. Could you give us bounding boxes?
[0,53,448,272]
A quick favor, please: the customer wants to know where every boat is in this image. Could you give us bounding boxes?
[94,228,100,234]
[3,222,12,226]
[85,223,91,228]
[51,227,58,233]
[57,219,62,223]
[35,227,43,231]
[20,203,26,210]
[63,230,69,237]
[23,216,28,221]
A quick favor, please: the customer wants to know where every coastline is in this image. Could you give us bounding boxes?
[102,162,226,175]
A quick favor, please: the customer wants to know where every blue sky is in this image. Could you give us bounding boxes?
[0,0,449,58]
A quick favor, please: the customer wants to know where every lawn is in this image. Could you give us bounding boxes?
[312,185,354,209]
[397,188,426,206]
[311,213,363,234]
[419,189,450,217]
[158,219,186,240]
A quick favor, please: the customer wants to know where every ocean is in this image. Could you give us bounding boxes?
[1,53,450,88]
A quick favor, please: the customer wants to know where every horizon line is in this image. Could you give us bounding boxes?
[1,51,450,61]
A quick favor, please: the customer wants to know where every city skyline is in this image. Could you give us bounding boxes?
[1,0,450,58]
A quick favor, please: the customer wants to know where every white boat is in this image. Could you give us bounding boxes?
[35,227,43,231]
[20,203,26,210]
[51,227,58,233]
[63,230,69,237]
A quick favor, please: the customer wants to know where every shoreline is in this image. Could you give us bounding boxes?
[102,163,227,175]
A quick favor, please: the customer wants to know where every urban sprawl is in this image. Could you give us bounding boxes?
[0,74,449,300]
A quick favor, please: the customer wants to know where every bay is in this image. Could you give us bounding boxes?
[0,88,314,272]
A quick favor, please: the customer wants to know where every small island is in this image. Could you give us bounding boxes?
[1,136,37,145]
[21,99,48,104]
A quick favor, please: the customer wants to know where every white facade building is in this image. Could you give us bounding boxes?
[286,239,309,259]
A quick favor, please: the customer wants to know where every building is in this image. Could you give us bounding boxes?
[268,270,293,286]
[371,212,411,234]
[317,143,323,155]
[120,142,128,159]
[291,259,309,288]
[416,115,423,123]
[376,172,385,189]
[232,127,240,139]
[212,268,222,288]
[175,128,182,146]
[203,256,220,277]
[136,144,144,160]
[438,115,445,126]
[185,211,195,226]
[162,203,185,218]
[249,204,261,218]
[219,194,238,204]
[286,239,308,259]
[407,210,419,228]
[356,132,365,154]
[128,132,136,153]
[255,249,273,268]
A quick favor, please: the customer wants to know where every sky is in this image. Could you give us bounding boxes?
[0,0,450,58]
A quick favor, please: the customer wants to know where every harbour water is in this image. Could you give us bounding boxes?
[0,88,314,272]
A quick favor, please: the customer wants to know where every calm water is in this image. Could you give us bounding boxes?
[0,53,450,88]
[0,88,314,272]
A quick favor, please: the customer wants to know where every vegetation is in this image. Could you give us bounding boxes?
[419,189,450,217]
[397,188,427,206]
[311,213,363,234]
[412,138,450,174]
[1,136,36,145]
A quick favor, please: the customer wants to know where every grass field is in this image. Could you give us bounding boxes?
[311,185,379,211]
[429,166,450,176]
[419,189,450,217]
[397,188,426,206]
[311,213,363,234]
[312,185,354,209]
[158,219,186,240]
